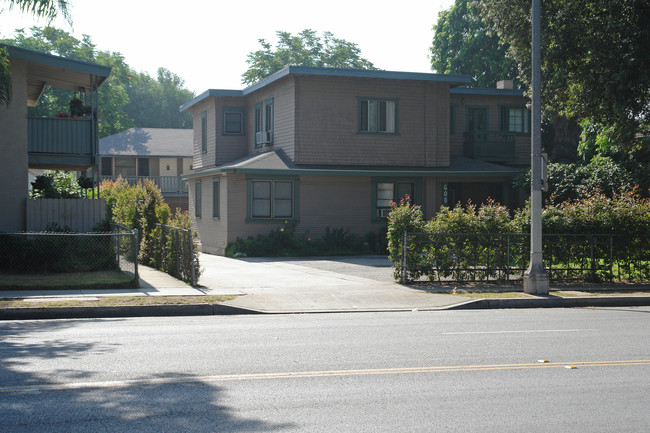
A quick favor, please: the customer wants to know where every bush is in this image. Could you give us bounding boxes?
[29,170,83,199]
[225,221,380,257]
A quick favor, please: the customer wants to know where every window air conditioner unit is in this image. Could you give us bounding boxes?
[255,130,273,146]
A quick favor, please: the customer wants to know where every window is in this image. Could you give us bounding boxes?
[450,104,456,135]
[201,110,207,153]
[375,181,414,218]
[359,98,397,133]
[195,180,202,218]
[223,107,245,135]
[138,158,150,177]
[101,157,112,176]
[212,178,220,218]
[251,180,294,219]
[255,99,274,147]
[501,106,530,133]
[115,158,136,177]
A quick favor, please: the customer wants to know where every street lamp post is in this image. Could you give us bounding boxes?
[523,0,549,294]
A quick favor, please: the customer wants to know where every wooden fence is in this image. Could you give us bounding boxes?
[26,199,106,232]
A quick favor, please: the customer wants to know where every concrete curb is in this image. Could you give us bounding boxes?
[447,296,650,310]
[0,303,256,320]
[1,297,649,320]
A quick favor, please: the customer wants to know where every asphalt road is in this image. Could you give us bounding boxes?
[1,307,649,432]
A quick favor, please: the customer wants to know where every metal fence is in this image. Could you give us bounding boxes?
[109,223,139,281]
[152,223,197,285]
[0,227,138,282]
[399,232,650,284]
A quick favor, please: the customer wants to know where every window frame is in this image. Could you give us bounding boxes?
[371,178,421,221]
[246,175,299,221]
[201,110,207,153]
[194,180,202,218]
[212,178,220,219]
[358,97,399,135]
[499,105,530,134]
[222,107,246,136]
[101,157,113,176]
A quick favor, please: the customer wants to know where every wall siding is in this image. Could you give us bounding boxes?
[26,199,106,232]
[294,76,450,167]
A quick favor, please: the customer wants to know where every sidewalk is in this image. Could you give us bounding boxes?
[1,254,649,319]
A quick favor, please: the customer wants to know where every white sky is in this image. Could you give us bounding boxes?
[0,0,454,94]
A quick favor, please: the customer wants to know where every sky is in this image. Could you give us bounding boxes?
[0,0,454,94]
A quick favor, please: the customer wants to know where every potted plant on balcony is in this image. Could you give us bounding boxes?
[69,97,84,117]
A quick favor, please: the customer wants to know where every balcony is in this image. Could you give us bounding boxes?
[463,130,516,163]
[101,175,188,194]
[28,117,96,169]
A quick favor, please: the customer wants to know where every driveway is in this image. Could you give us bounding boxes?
[197,254,469,313]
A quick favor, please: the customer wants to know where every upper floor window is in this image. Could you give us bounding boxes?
[201,110,207,153]
[501,106,530,133]
[223,107,245,135]
[255,98,274,147]
[359,98,398,134]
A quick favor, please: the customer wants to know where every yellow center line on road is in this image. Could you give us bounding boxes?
[2,360,649,393]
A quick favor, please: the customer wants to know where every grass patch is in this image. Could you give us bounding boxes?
[0,295,236,309]
[0,271,136,290]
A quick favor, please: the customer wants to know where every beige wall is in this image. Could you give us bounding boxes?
[0,58,29,232]
[159,157,178,176]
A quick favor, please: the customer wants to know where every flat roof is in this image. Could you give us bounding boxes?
[180,66,472,112]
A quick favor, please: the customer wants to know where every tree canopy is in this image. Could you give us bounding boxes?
[478,0,650,150]
[1,27,195,136]
[241,29,377,85]
[430,0,520,88]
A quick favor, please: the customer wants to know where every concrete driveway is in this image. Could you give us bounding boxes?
[197,254,470,313]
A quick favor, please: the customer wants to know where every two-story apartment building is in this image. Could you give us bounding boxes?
[0,45,110,232]
[180,67,528,255]
[99,128,193,212]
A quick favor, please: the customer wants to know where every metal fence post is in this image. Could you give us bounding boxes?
[133,228,139,283]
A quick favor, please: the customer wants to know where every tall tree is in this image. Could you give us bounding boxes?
[430,0,520,88]
[2,27,195,135]
[242,29,377,85]
[478,0,650,152]
[123,68,194,129]
[0,0,71,107]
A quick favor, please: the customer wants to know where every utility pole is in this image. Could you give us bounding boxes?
[524,0,549,294]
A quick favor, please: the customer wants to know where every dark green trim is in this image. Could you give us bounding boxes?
[370,177,423,222]
[200,110,207,153]
[498,104,530,135]
[245,174,300,222]
[222,107,246,136]
[465,106,489,133]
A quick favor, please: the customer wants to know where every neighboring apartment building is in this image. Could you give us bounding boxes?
[99,128,193,212]
[0,45,110,232]
[180,67,528,255]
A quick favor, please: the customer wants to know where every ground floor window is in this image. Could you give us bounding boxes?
[195,180,202,218]
[376,181,415,218]
[213,178,220,218]
[251,180,294,219]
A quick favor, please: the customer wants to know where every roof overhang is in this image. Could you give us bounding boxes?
[180,66,472,112]
[4,44,112,106]
[183,151,522,180]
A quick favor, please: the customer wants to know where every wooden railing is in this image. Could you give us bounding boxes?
[463,130,516,163]
[101,175,188,194]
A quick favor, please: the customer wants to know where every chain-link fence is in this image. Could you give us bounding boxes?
[151,224,198,285]
[0,227,138,283]
[398,232,650,284]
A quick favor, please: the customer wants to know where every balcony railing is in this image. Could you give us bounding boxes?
[28,117,94,155]
[464,130,516,163]
[101,175,188,194]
